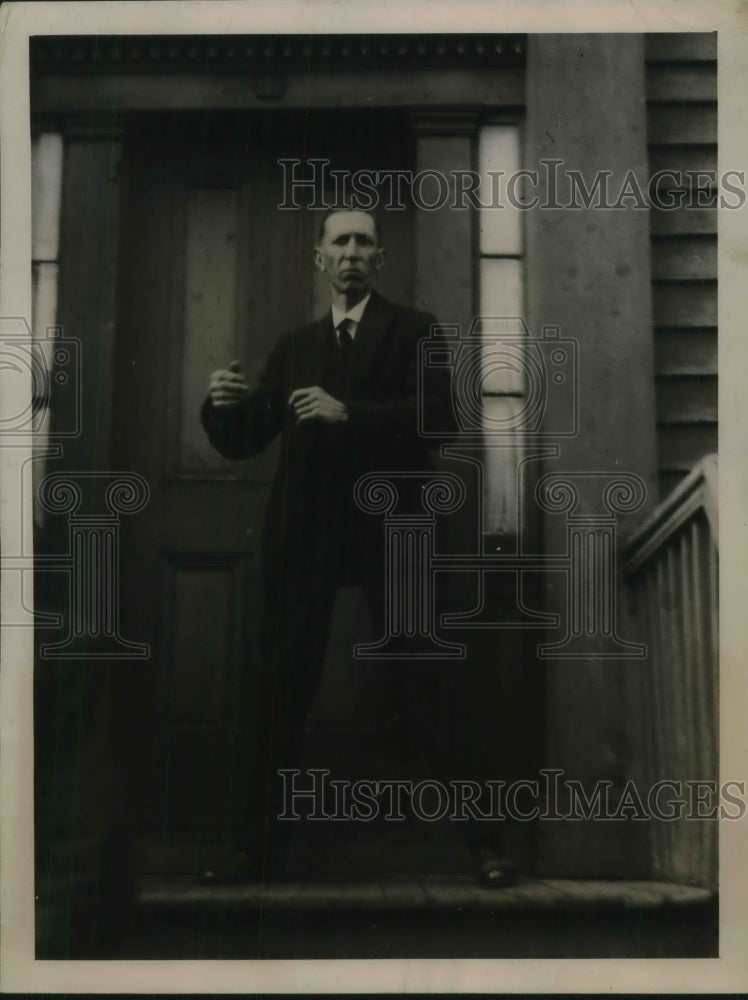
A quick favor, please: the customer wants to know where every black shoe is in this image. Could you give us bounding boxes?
[471,845,518,889]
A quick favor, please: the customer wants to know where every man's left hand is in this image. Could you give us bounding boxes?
[289,386,348,424]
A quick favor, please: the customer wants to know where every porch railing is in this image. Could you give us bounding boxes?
[622,454,718,887]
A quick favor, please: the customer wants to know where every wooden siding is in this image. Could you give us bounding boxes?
[646,33,717,501]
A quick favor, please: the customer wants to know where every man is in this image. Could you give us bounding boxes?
[200,207,515,887]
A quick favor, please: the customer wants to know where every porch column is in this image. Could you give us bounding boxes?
[524,35,659,875]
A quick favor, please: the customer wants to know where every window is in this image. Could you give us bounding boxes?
[31,132,63,528]
[477,124,525,539]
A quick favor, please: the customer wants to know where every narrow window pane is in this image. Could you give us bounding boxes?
[479,125,522,256]
[479,257,523,318]
[31,133,63,261]
[482,398,525,536]
[480,258,524,394]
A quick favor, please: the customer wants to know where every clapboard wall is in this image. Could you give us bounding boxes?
[646,33,718,500]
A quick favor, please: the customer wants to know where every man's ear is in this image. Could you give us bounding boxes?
[375,247,387,270]
[312,246,325,272]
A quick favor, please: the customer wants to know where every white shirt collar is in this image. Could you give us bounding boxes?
[331,293,371,338]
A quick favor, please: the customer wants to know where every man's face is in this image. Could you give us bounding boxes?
[313,211,385,301]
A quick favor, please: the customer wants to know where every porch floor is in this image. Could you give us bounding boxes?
[141,872,713,913]
[128,874,717,959]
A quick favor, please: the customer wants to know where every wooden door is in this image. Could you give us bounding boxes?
[112,110,416,869]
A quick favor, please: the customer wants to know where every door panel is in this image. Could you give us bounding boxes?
[173,185,241,474]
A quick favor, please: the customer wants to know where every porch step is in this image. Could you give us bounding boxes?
[140,873,714,915]
[129,875,717,959]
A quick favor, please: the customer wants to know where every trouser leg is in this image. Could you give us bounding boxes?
[239,575,339,865]
[360,565,466,831]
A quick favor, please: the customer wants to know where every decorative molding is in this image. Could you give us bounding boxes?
[47,111,125,140]
[31,111,124,139]
[30,34,526,76]
[411,109,482,135]
[253,72,287,100]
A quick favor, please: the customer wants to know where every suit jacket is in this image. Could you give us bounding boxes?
[201,290,457,595]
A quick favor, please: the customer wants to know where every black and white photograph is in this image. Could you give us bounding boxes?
[1,0,747,992]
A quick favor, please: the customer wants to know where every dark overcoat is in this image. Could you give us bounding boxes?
[201,289,457,602]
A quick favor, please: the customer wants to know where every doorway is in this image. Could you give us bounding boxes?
[112,107,542,877]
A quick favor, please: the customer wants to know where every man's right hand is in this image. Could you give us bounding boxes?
[209,360,250,408]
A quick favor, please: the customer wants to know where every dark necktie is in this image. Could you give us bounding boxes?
[337,317,354,376]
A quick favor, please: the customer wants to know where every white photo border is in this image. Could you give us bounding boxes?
[1,0,747,992]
